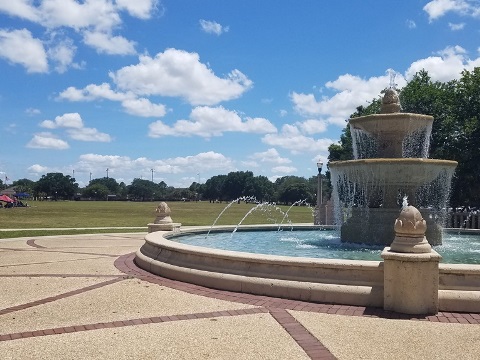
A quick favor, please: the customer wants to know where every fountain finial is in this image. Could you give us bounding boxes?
[390,205,432,253]
[380,69,401,114]
[380,88,401,114]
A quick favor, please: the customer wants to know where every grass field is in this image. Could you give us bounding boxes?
[0,200,315,239]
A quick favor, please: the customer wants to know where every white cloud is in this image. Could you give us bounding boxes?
[110,49,253,105]
[0,28,48,73]
[406,19,417,29]
[73,151,234,183]
[58,83,131,102]
[423,0,477,21]
[67,127,112,142]
[27,164,49,174]
[296,119,328,135]
[26,132,69,149]
[148,106,276,138]
[405,45,480,82]
[39,112,112,142]
[47,37,77,73]
[199,19,229,35]
[0,0,40,22]
[115,0,159,19]
[59,83,168,117]
[249,148,291,165]
[37,0,121,31]
[26,108,41,115]
[82,31,136,55]
[262,124,335,155]
[40,113,84,129]
[448,22,465,30]
[0,0,158,59]
[271,166,297,174]
[122,98,167,117]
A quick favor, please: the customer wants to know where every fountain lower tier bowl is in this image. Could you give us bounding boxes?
[329,158,457,187]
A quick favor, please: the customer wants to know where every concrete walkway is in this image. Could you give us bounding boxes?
[0,233,479,360]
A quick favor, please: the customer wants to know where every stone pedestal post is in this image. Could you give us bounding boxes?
[381,205,441,315]
[381,249,441,314]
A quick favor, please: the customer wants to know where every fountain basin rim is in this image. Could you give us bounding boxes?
[329,158,458,167]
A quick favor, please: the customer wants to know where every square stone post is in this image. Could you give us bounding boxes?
[381,249,441,314]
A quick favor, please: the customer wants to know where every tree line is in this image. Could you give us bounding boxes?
[0,171,328,205]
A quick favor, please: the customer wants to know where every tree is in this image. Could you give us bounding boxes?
[89,177,119,195]
[222,171,255,200]
[83,183,109,200]
[244,175,274,202]
[275,176,313,205]
[12,178,35,194]
[34,173,77,200]
[203,175,227,201]
[447,68,480,206]
[128,178,157,201]
[156,181,168,199]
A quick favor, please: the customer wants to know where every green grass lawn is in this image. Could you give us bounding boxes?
[0,200,315,238]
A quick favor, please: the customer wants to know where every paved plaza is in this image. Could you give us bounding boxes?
[1,232,479,359]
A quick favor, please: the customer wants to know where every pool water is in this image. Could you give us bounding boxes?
[174,230,480,264]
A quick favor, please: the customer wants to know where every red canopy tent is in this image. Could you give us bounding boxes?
[0,194,13,203]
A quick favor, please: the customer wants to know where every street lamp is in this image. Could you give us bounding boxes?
[317,161,323,205]
[316,161,323,225]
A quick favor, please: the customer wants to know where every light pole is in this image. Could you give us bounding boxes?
[316,161,323,225]
[106,168,109,179]
[151,168,154,182]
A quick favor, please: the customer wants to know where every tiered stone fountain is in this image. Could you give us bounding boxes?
[329,87,457,246]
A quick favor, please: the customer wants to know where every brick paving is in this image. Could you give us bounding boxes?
[0,234,479,360]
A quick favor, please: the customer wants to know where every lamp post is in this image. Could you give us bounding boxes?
[316,161,323,224]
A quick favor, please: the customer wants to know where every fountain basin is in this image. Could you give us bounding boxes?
[135,225,480,312]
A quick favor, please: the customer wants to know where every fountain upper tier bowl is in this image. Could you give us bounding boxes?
[349,113,433,136]
[329,158,457,186]
[350,113,433,158]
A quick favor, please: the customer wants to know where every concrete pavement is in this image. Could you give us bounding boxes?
[0,232,479,359]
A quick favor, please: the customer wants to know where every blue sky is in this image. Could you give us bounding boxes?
[1,0,480,188]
